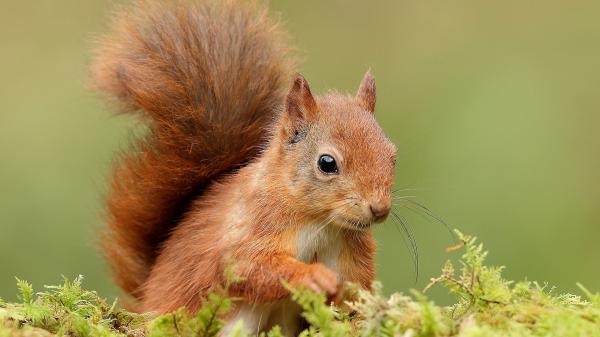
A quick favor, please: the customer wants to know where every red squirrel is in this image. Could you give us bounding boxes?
[90,0,396,334]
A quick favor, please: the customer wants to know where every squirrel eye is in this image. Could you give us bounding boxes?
[318,155,338,174]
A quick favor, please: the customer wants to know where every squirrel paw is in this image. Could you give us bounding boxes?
[294,263,339,296]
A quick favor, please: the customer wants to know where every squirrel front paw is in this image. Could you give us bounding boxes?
[293,263,339,296]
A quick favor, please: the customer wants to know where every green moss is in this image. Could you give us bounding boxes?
[1,231,598,337]
[1,276,147,337]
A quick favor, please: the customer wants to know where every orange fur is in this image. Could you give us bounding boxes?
[89,0,294,300]
[91,0,396,334]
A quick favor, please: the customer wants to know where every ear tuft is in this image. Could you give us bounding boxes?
[286,73,317,128]
[356,71,376,113]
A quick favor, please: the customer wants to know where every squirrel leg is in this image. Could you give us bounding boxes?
[229,253,338,303]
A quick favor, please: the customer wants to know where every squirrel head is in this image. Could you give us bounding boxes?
[272,72,397,230]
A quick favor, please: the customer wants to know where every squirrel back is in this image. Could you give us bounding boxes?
[90,0,296,299]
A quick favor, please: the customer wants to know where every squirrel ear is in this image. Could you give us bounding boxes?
[356,71,376,113]
[285,74,317,129]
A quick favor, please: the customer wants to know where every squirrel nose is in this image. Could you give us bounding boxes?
[370,202,391,223]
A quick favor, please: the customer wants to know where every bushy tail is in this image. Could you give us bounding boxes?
[90,0,295,301]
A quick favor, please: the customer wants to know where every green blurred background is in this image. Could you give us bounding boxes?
[1,0,599,303]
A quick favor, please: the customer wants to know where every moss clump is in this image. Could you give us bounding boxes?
[1,231,598,337]
[0,276,147,337]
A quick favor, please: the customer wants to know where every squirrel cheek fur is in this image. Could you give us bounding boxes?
[92,0,396,334]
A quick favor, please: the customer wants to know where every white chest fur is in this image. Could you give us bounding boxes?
[296,224,343,273]
[222,224,344,337]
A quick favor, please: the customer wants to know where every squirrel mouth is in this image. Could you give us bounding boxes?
[354,222,371,229]
[338,218,372,230]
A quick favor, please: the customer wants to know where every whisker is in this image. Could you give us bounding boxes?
[392,195,417,200]
[390,210,420,283]
[395,199,455,240]
[396,212,420,282]
[392,187,424,194]
[388,217,413,272]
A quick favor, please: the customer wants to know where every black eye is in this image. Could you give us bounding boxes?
[318,155,338,174]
